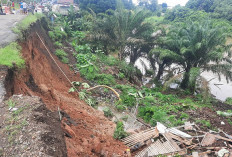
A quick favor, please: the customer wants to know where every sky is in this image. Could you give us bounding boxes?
[132,0,189,7]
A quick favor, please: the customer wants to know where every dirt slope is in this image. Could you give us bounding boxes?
[0,95,67,157]
[9,20,127,156]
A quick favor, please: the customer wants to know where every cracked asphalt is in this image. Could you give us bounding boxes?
[0,14,25,47]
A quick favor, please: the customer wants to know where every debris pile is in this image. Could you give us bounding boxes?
[122,122,232,157]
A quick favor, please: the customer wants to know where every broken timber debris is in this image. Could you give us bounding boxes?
[121,122,232,157]
[121,127,159,150]
[201,133,217,146]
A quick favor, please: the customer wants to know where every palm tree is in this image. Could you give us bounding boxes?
[88,1,153,61]
[156,19,232,92]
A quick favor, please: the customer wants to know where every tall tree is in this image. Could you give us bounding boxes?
[78,0,134,13]
[157,20,232,92]
[89,4,153,61]
[211,0,232,20]
[138,0,159,12]
[122,0,134,10]
[186,0,215,12]
[161,3,167,12]
[164,5,192,22]
[78,0,116,13]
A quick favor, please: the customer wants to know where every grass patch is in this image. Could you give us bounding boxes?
[4,100,29,145]
[196,119,211,128]
[225,97,232,105]
[12,13,44,37]
[7,99,16,108]
[0,43,25,68]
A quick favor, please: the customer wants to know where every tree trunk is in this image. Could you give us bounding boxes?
[129,53,137,65]
[103,44,109,55]
[129,47,138,65]
[155,62,165,80]
[180,66,191,90]
[118,46,123,60]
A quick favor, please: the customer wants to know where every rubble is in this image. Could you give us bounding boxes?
[121,122,232,157]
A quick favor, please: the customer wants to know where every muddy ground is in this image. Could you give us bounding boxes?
[3,19,128,156]
[0,95,67,157]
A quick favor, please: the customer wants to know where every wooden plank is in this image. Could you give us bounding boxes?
[192,152,199,157]
[126,132,157,147]
[215,135,232,142]
[163,141,175,152]
[201,133,216,146]
[167,132,192,145]
[163,133,181,151]
[157,140,168,154]
[122,128,155,142]
[123,128,159,147]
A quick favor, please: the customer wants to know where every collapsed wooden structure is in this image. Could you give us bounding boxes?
[121,122,232,157]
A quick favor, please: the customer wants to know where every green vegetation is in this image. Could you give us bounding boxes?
[151,19,231,93]
[12,14,44,38]
[7,99,16,108]
[196,119,211,128]
[48,0,232,133]
[216,110,232,117]
[225,97,232,105]
[4,100,29,145]
[228,119,232,126]
[55,49,69,64]
[103,107,113,118]
[0,43,24,68]
[78,0,134,13]
[113,121,128,139]
[145,16,164,26]
[186,0,232,20]
[49,27,67,42]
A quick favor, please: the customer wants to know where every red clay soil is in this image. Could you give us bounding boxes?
[10,21,128,156]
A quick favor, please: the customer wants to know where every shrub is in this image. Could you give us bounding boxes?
[74,44,91,54]
[95,74,116,85]
[79,65,98,80]
[120,94,136,107]
[55,49,67,58]
[116,104,126,111]
[113,121,128,139]
[75,53,96,66]
[55,49,69,64]
[168,115,185,127]
[138,105,168,126]
[76,53,99,81]
[119,61,142,80]
[118,72,125,79]
[97,54,118,66]
[61,57,69,64]
[48,26,67,42]
[115,84,136,92]
[54,41,63,47]
[103,107,113,118]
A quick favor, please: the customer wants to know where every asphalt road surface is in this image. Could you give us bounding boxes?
[0,14,25,47]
